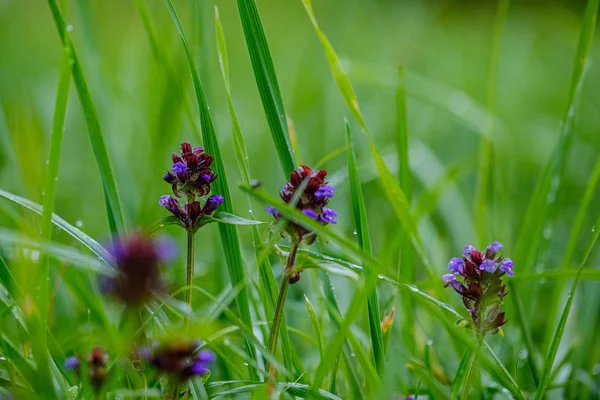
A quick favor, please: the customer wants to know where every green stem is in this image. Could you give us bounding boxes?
[462,334,484,400]
[265,240,299,382]
[185,230,195,328]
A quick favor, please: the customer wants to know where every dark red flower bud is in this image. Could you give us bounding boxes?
[181,142,193,154]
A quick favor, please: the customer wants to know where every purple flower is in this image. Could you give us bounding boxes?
[500,258,514,277]
[486,241,503,258]
[448,257,464,275]
[101,234,171,306]
[65,356,80,370]
[480,259,498,273]
[266,205,280,219]
[202,194,223,215]
[159,195,171,207]
[463,244,476,256]
[145,340,214,381]
[315,185,335,199]
[320,208,338,224]
[442,273,457,283]
[302,209,319,220]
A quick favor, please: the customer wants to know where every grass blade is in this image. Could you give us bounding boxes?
[46,0,125,235]
[214,7,303,379]
[346,121,384,374]
[299,0,442,295]
[162,0,258,380]
[535,209,600,399]
[235,0,297,176]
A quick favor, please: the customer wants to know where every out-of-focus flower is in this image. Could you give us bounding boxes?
[65,347,109,392]
[100,234,175,306]
[138,339,215,382]
[442,242,513,335]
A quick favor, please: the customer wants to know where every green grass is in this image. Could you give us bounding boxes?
[1,0,600,398]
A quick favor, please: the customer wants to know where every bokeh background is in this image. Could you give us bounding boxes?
[1,0,599,397]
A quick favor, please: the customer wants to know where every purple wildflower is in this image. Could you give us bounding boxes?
[480,259,498,273]
[267,164,338,243]
[143,339,214,382]
[443,243,513,335]
[64,356,80,370]
[448,257,464,275]
[100,234,173,306]
[500,258,514,277]
[202,194,223,215]
[65,347,108,392]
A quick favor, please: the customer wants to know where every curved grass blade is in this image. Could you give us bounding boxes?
[346,121,384,374]
[0,189,113,263]
[162,0,259,380]
[299,0,441,295]
[46,0,125,235]
[214,6,303,379]
[535,209,600,399]
[235,0,297,176]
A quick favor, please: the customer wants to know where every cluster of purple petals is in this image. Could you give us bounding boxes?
[160,143,223,231]
[139,339,215,382]
[442,242,513,335]
[100,234,175,306]
[64,347,109,391]
[266,165,338,237]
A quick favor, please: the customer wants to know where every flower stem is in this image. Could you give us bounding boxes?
[265,239,299,383]
[185,230,195,328]
[462,334,484,400]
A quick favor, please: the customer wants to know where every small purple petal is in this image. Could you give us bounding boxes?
[64,356,80,370]
[159,195,171,207]
[172,162,188,175]
[137,347,152,361]
[320,208,338,224]
[487,241,502,253]
[200,173,212,182]
[448,257,464,274]
[202,194,224,215]
[302,209,319,220]
[500,258,514,276]
[463,244,476,256]
[442,273,456,283]
[196,350,215,364]
[266,205,279,219]
[315,185,335,199]
[480,259,498,273]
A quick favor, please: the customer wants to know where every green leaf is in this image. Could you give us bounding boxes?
[0,189,113,263]
[304,295,324,360]
[299,0,442,296]
[162,0,258,380]
[235,0,297,177]
[46,0,125,235]
[145,215,183,236]
[345,121,384,374]
[205,211,266,226]
[451,350,475,399]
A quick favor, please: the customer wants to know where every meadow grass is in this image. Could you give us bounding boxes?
[0,0,600,399]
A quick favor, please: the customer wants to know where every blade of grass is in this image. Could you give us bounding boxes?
[346,121,384,374]
[396,65,417,356]
[535,210,600,399]
[300,0,441,295]
[474,0,510,245]
[304,295,324,360]
[162,0,259,380]
[46,0,125,235]
[235,0,297,176]
[214,7,302,379]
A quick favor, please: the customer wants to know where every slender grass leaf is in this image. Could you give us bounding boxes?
[214,7,301,378]
[46,0,125,235]
[162,0,258,380]
[235,0,297,176]
[346,121,384,374]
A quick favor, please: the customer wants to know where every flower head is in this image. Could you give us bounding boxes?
[139,339,214,382]
[100,234,174,306]
[64,347,108,392]
[161,143,222,231]
[443,242,513,335]
[266,165,338,242]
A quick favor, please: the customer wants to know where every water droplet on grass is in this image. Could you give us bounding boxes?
[76,220,83,228]
[66,24,73,32]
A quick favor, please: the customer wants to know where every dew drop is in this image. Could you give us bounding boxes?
[352,230,357,235]
[350,353,355,357]
[243,362,249,366]
[592,226,596,232]
[66,24,73,32]
[75,220,83,228]
[408,285,419,292]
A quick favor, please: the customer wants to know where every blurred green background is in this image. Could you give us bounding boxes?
[1,0,599,397]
